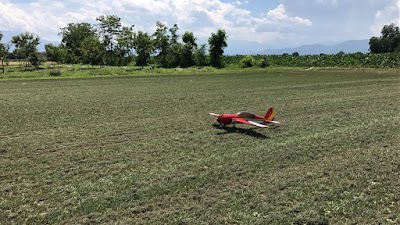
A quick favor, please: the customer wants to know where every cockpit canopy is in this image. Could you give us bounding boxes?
[237,112,255,118]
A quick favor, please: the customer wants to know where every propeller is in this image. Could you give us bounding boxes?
[209,113,222,125]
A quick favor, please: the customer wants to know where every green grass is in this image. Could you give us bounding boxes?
[0,68,399,224]
[0,65,227,80]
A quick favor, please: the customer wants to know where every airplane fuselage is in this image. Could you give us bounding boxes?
[210,107,279,128]
[217,113,266,125]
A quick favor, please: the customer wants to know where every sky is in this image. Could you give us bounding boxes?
[0,0,399,54]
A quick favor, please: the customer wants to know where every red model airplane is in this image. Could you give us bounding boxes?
[209,107,280,128]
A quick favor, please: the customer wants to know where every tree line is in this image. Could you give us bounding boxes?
[0,15,228,70]
[1,21,399,72]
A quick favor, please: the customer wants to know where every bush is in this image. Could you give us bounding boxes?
[259,57,270,68]
[49,70,61,76]
[240,55,255,68]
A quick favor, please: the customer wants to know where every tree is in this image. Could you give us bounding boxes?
[117,26,135,56]
[96,15,122,50]
[194,44,207,67]
[208,29,227,68]
[181,42,195,68]
[369,37,383,53]
[182,31,197,47]
[392,34,400,52]
[168,24,181,68]
[0,31,10,73]
[116,26,135,65]
[11,32,40,70]
[79,37,105,67]
[96,15,122,65]
[60,23,96,63]
[152,21,170,67]
[45,44,67,65]
[169,24,179,45]
[181,31,197,68]
[133,31,153,68]
[369,23,400,53]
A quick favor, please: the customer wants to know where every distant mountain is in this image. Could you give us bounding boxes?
[263,39,370,55]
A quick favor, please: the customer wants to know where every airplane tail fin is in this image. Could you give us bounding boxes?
[264,107,275,121]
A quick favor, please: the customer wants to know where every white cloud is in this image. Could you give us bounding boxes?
[187,3,312,43]
[0,0,100,40]
[233,0,248,5]
[265,4,312,26]
[371,0,400,35]
[254,4,312,35]
[112,0,170,15]
[0,2,31,31]
[1,0,397,53]
[0,0,315,51]
[280,0,399,45]
[315,0,337,6]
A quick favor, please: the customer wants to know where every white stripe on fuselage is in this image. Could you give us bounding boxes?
[232,119,265,124]
[232,119,279,125]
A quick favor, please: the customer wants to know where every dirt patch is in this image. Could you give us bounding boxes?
[5,61,56,66]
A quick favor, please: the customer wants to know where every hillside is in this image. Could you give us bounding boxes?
[263,39,370,55]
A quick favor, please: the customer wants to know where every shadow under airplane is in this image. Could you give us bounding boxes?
[213,124,269,139]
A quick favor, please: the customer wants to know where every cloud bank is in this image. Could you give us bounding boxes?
[0,0,398,52]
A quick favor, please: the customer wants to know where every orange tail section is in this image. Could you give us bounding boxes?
[264,107,275,121]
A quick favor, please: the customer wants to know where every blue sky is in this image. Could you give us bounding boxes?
[0,0,399,54]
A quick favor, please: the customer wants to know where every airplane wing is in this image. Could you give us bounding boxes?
[233,118,269,128]
[209,113,221,117]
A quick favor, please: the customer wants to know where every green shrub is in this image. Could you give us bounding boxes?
[240,55,255,68]
[49,70,61,76]
[259,57,270,68]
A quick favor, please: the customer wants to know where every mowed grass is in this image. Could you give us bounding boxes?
[0,68,399,224]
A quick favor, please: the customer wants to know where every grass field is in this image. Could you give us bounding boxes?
[1,68,399,224]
